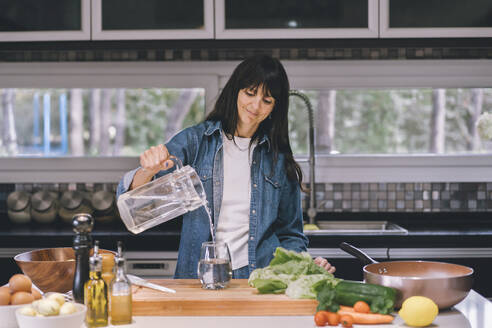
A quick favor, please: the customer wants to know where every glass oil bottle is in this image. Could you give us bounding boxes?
[110,241,133,325]
[85,240,109,327]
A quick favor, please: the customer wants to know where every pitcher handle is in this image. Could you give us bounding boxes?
[169,155,183,171]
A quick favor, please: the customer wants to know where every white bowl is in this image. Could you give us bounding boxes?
[15,303,87,328]
[0,304,24,328]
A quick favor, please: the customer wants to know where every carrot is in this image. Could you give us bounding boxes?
[339,305,355,312]
[314,311,328,326]
[326,311,340,326]
[340,314,354,327]
[337,309,394,324]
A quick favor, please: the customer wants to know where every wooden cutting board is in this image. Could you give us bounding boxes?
[132,279,318,316]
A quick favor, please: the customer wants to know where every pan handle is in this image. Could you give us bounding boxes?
[339,242,379,266]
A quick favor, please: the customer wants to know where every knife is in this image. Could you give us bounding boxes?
[127,274,176,294]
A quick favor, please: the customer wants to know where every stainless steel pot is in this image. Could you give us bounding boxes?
[340,242,474,309]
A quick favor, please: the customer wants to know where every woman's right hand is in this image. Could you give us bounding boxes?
[130,144,174,190]
[140,144,175,177]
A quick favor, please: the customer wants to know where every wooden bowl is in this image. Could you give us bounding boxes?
[14,247,114,293]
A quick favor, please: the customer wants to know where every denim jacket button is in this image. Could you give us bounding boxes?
[253,161,256,165]
[250,236,254,241]
[253,184,257,188]
[251,263,255,268]
[216,181,220,185]
[252,209,256,214]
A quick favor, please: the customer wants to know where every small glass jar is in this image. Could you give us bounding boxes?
[91,190,117,224]
[59,190,94,225]
[7,191,31,224]
[31,190,58,224]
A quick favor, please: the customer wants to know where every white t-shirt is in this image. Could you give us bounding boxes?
[216,133,255,270]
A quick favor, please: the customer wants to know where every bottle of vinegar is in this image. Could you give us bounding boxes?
[84,240,108,327]
[110,241,133,325]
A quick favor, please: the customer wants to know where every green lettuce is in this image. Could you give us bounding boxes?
[285,274,331,299]
[248,247,340,299]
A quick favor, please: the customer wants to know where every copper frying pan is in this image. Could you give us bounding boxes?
[340,242,474,309]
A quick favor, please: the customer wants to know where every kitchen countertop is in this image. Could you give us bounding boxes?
[1,214,492,250]
[81,289,491,328]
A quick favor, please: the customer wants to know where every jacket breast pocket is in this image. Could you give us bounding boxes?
[196,166,213,183]
[195,166,213,203]
[263,174,282,212]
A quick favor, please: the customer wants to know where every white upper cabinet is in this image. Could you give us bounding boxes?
[0,0,90,42]
[91,0,214,40]
[215,0,379,39]
[380,0,492,38]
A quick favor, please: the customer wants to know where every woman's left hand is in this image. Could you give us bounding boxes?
[314,257,336,274]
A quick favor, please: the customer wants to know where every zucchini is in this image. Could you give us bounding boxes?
[334,280,397,314]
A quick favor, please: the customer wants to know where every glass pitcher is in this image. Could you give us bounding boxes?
[117,157,206,234]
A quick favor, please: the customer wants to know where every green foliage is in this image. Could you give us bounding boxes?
[288,88,492,155]
[123,88,204,156]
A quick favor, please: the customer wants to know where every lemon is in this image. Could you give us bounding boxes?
[303,224,319,231]
[399,296,439,327]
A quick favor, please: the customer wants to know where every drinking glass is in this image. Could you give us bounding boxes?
[197,242,232,290]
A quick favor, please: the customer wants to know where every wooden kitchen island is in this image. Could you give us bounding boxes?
[81,280,491,328]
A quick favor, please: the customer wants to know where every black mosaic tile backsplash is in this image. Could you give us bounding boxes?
[3,181,492,215]
[1,39,492,62]
[1,46,491,62]
[302,182,492,212]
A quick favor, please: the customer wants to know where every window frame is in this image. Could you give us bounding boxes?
[280,59,492,182]
[0,59,491,183]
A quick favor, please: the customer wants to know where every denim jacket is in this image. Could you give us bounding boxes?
[117,120,308,278]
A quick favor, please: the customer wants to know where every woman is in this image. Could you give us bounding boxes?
[117,55,334,278]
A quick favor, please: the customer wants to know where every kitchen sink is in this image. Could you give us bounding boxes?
[304,221,408,235]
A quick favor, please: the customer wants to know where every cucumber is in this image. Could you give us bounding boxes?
[334,280,397,314]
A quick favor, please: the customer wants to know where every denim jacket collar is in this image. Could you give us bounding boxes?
[204,120,270,149]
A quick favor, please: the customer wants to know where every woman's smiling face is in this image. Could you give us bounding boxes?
[236,84,275,136]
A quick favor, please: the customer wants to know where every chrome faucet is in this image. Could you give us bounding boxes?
[288,90,317,226]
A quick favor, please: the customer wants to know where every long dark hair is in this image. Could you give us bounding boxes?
[206,55,303,187]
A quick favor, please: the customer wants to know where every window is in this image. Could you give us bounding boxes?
[289,88,492,155]
[1,60,491,183]
[0,88,205,157]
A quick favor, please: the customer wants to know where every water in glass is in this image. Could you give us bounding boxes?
[197,242,232,289]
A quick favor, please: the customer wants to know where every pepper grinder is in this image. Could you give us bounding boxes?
[72,213,94,303]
